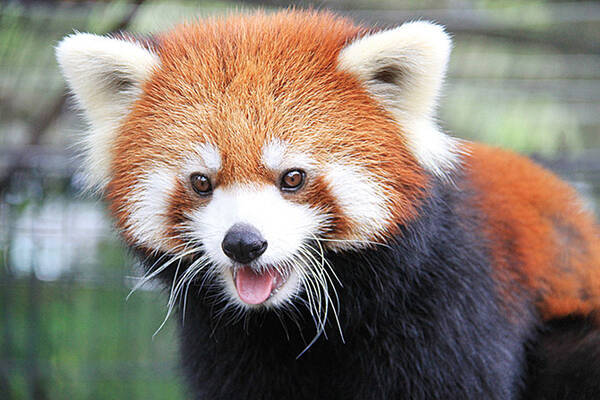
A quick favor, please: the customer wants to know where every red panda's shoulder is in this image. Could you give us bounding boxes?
[464,142,581,211]
[463,142,600,321]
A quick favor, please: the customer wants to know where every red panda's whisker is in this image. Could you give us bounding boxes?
[180,259,201,326]
[293,262,321,332]
[292,249,331,355]
[155,255,211,337]
[181,256,213,325]
[153,262,184,337]
[137,242,199,276]
[301,240,345,345]
[310,253,343,343]
[296,267,318,321]
[300,248,327,322]
[309,234,343,287]
[314,236,391,249]
[127,243,201,300]
[169,256,210,307]
[137,237,193,270]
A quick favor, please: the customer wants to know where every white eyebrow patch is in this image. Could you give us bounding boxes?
[261,139,314,171]
[198,142,221,171]
[184,143,222,174]
[262,139,287,170]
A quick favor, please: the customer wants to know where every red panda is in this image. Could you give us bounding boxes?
[56,10,600,400]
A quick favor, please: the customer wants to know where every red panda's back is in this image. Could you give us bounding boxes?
[465,142,600,320]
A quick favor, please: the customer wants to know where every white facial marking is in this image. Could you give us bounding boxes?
[183,143,221,175]
[324,162,391,249]
[186,184,327,307]
[198,143,221,172]
[262,139,287,171]
[126,166,176,250]
[408,119,463,179]
[261,139,315,172]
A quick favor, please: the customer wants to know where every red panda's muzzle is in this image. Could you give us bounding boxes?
[234,266,288,305]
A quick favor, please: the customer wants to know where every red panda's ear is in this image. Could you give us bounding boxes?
[55,33,160,190]
[338,21,459,177]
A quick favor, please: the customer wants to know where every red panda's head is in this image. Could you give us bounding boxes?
[56,11,456,310]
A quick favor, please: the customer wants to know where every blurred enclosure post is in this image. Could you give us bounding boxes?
[1,1,599,399]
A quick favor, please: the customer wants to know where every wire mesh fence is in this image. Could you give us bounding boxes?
[1,1,599,399]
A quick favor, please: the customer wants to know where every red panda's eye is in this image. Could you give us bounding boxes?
[280,169,305,192]
[190,173,212,196]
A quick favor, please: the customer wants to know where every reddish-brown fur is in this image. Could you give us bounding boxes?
[465,143,600,321]
[107,10,599,323]
[108,11,427,248]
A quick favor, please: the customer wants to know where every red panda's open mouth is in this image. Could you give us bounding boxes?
[233,266,290,305]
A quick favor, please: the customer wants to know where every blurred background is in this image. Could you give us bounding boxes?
[1,0,599,399]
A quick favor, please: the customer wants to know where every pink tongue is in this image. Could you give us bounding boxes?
[235,267,276,305]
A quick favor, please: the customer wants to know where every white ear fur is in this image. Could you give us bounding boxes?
[338,21,459,176]
[56,33,160,189]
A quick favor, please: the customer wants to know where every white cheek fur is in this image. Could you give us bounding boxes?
[186,184,327,307]
[188,184,326,267]
[125,166,176,251]
[324,162,391,250]
[123,159,391,254]
[122,161,390,307]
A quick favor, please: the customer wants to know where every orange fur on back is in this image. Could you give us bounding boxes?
[465,143,600,320]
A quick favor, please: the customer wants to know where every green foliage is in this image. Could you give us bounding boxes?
[2,279,185,400]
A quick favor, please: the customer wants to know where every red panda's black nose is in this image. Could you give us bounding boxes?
[221,223,268,264]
